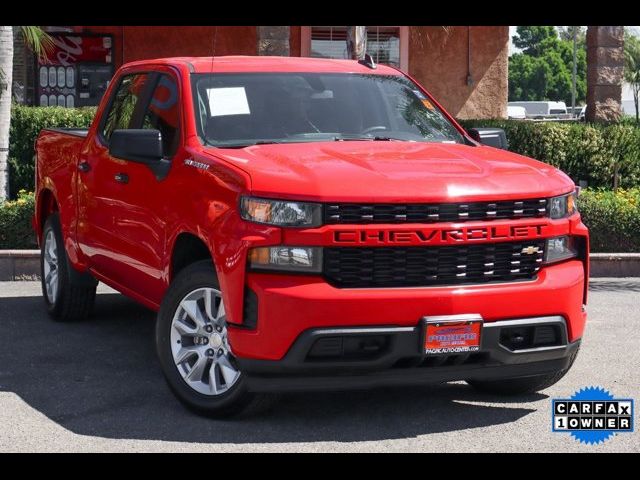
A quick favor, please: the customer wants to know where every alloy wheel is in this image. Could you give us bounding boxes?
[170,287,241,395]
[43,229,59,304]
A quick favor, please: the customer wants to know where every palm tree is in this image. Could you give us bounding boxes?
[0,26,53,199]
[624,31,640,123]
[346,26,367,60]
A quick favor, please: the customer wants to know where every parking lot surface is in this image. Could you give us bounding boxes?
[0,279,638,452]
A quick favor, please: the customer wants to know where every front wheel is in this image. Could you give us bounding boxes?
[155,260,275,417]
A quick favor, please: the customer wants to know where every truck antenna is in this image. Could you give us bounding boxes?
[210,25,218,72]
[358,53,377,70]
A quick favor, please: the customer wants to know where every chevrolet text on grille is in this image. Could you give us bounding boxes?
[332,224,547,245]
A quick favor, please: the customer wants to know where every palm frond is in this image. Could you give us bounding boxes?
[20,26,55,62]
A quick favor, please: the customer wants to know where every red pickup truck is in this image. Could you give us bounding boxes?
[33,56,589,416]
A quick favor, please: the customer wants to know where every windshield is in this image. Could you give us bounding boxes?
[192,73,465,148]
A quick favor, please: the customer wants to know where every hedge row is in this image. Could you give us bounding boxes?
[458,119,640,189]
[6,107,640,195]
[8,105,96,198]
[0,190,36,249]
[578,188,640,252]
[1,188,638,252]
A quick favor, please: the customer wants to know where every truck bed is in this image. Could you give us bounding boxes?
[34,128,90,245]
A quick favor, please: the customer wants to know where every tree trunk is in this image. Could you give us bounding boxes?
[0,26,13,200]
[346,26,367,60]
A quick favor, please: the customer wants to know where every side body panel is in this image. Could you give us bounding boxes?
[34,130,87,268]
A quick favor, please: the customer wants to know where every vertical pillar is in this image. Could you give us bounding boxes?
[257,26,290,56]
[586,26,624,123]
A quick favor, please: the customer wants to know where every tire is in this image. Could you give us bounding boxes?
[155,259,276,417]
[40,213,97,322]
[466,346,580,395]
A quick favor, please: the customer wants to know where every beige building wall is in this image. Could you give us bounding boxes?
[408,26,509,119]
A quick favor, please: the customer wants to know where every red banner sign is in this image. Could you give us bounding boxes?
[46,34,113,66]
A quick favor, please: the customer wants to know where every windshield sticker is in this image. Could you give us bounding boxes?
[412,89,426,100]
[207,87,250,117]
[422,99,435,110]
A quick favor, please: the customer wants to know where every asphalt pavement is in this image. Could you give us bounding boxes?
[0,279,638,452]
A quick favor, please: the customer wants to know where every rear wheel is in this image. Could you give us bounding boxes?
[467,346,580,395]
[155,260,276,417]
[40,213,97,321]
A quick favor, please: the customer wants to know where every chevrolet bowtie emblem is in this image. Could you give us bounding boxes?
[521,246,541,255]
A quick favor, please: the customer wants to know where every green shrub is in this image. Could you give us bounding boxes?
[578,188,640,252]
[0,190,37,249]
[458,119,640,189]
[8,105,96,198]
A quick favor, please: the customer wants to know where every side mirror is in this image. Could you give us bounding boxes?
[467,128,509,150]
[110,129,163,163]
[109,129,170,180]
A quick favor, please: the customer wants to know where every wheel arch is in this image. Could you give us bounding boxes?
[36,188,59,243]
[169,231,215,282]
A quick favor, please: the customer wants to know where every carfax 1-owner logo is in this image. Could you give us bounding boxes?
[552,386,634,444]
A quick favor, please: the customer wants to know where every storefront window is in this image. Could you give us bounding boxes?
[309,26,402,68]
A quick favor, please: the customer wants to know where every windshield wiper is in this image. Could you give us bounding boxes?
[333,135,408,142]
[211,140,283,149]
[210,136,410,149]
[370,136,408,142]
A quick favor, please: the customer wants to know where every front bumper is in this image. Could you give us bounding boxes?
[228,259,587,361]
[237,316,580,393]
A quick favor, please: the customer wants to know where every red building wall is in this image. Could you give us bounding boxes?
[29,26,506,118]
[289,26,301,57]
[75,26,257,67]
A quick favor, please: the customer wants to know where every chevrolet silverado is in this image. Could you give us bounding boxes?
[33,56,589,416]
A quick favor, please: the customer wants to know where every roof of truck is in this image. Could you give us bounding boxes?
[122,56,403,75]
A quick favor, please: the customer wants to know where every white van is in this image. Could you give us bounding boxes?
[507,105,527,119]
[507,101,568,118]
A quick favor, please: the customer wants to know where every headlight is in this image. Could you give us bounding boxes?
[548,191,577,219]
[240,197,322,227]
[248,246,323,272]
[544,236,578,264]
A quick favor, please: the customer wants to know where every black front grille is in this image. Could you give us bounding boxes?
[324,240,545,288]
[324,199,548,224]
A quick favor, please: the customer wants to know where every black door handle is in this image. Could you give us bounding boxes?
[78,161,91,173]
[114,173,129,184]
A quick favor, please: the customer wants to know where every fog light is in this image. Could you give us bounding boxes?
[248,246,323,273]
[544,236,578,264]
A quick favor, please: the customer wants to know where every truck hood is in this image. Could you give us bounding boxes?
[207,141,574,202]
